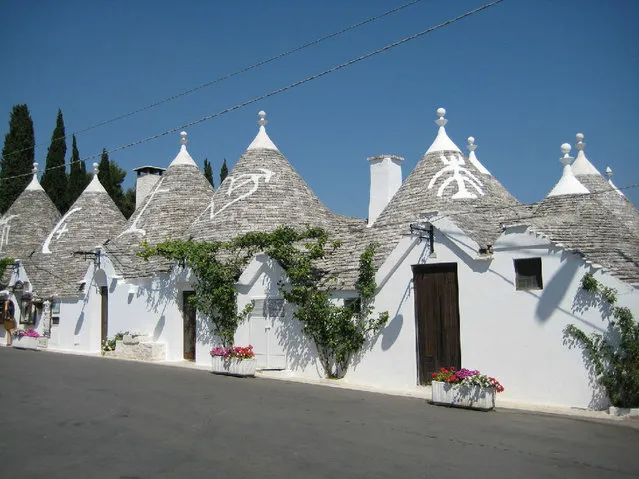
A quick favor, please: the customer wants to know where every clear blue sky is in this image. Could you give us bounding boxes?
[1,0,638,217]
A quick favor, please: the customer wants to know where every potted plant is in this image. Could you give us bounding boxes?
[12,328,40,351]
[430,367,504,411]
[210,345,257,377]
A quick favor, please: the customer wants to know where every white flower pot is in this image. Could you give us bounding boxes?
[12,336,39,351]
[431,381,495,411]
[211,356,256,377]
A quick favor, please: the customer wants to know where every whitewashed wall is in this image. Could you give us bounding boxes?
[358,226,639,409]
[73,257,196,361]
[195,254,323,375]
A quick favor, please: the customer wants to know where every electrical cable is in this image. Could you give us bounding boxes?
[0,0,426,163]
[0,0,506,183]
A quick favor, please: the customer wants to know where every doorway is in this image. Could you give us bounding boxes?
[183,291,196,361]
[413,263,461,385]
[100,286,108,346]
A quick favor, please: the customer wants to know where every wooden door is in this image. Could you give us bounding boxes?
[183,291,196,360]
[413,263,461,385]
[100,286,108,346]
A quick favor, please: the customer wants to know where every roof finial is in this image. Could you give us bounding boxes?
[180,131,188,145]
[605,166,613,178]
[435,107,448,127]
[32,162,38,175]
[467,136,477,152]
[560,143,573,165]
[575,133,585,151]
[93,162,99,175]
[258,110,267,127]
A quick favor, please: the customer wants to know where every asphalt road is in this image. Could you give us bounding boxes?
[1,347,638,479]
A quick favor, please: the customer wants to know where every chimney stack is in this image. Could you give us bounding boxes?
[367,155,403,226]
[132,166,165,210]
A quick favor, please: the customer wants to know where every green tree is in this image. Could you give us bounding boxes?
[203,158,214,188]
[66,135,90,207]
[109,160,127,209]
[220,158,228,184]
[40,109,68,213]
[122,187,136,219]
[97,149,113,197]
[0,104,35,213]
[565,274,639,408]
[97,149,132,218]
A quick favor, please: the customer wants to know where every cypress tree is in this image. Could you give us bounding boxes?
[97,149,113,197]
[220,158,228,184]
[40,109,68,213]
[203,158,214,188]
[109,160,127,211]
[66,134,90,207]
[0,104,35,213]
[98,149,132,218]
[122,187,136,219]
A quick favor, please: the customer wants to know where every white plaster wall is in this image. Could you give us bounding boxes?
[105,271,192,362]
[75,257,195,361]
[343,239,429,390]
[48,297,96,352]
[364,226,639,409]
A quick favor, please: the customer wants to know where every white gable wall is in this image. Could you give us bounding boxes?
[195,255,323,375]
[363,226,638,409]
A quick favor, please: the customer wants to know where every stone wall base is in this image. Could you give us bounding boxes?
[103,336,166,362]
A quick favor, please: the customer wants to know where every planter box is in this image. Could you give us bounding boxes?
[211,356,256,377]
[12,336,39,351]
[431,381,495,411]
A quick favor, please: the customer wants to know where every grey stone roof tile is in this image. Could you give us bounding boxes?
[25,182,127,298]
[106,162,214,279]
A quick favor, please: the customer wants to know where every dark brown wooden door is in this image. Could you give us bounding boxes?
[413,263,461,385]
[183,291,196,361]
[100,286,108,346]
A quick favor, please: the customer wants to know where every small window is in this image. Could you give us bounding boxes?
[52,317,60,325]
[514,258,543,290]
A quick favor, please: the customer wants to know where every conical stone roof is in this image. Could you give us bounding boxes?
[26,164,127,298]
[0,163,60,262]
[105,132,214,278]
[187,111,335,242]
[571,134,639,236]
[371,108,519,260]
[530,192,639,286]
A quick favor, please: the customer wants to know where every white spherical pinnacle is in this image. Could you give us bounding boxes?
[437,107,446,118]
[576,133,584,141]
[467,136,475,144]
[561,143,571,154]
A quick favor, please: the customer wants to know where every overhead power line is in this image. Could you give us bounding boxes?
[0,0,507,183]
[0,0,426,163]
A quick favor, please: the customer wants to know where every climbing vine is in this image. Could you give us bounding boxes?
[139,225,388,377]
[0,257,15,274]
[565,273,639,408]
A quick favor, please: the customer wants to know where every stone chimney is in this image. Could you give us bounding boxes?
[133,166,165,210]
[367,155,403,226]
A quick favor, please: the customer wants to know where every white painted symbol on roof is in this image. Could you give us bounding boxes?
[0,215,18,253]
[427,153,484,199]
[118,177,169,238]
[42,207,82,254]
[207,169,273,219]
